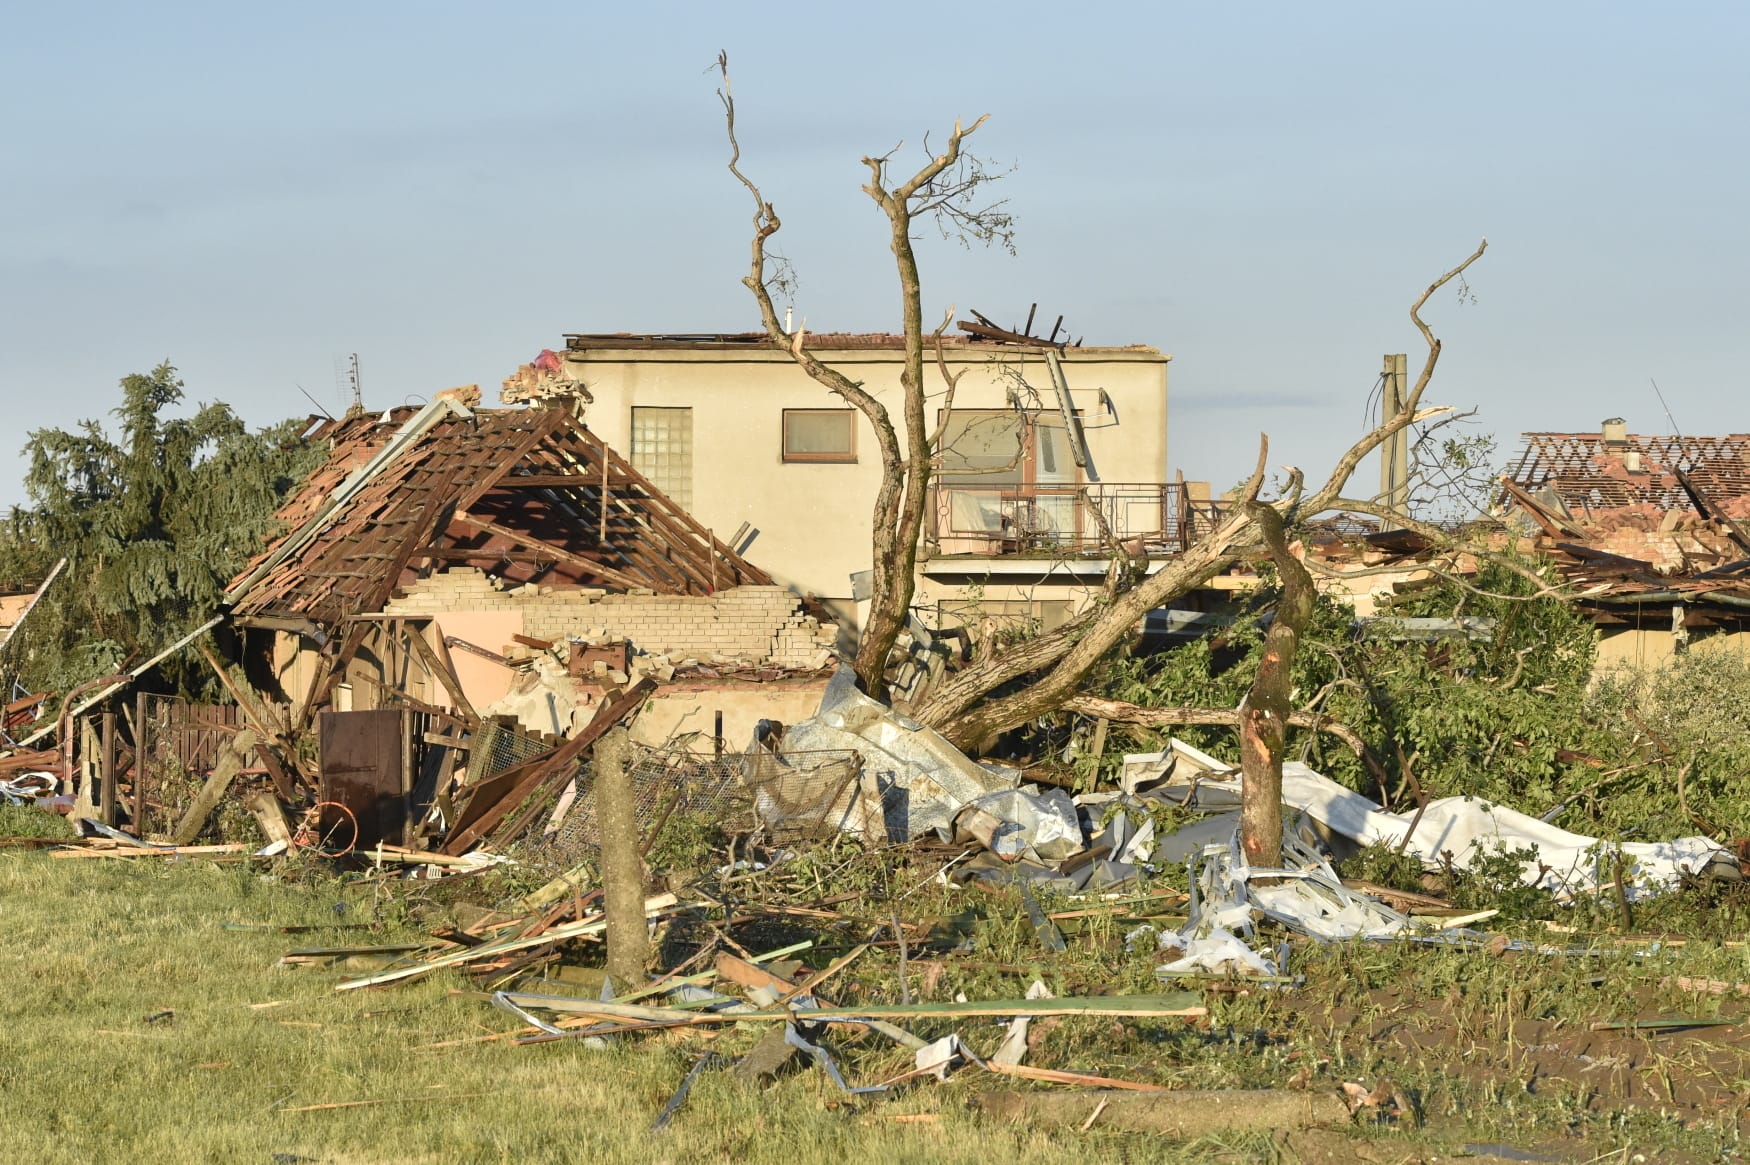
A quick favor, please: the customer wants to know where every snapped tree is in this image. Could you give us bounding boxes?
[716,57,1497,864]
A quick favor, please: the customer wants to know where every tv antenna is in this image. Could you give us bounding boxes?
[1650,377,1680,438]
[346,353,364,414]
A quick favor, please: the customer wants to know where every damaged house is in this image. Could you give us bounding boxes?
[506,325,1225,663]
[1298,418,1750,669]
[1497,418,1750,666]
[217,395,839,846]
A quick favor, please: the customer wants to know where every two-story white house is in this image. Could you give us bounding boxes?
[508,331,1218,641]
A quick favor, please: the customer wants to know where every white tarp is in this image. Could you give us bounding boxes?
[1125,744,1728,900]
[771,668,1016,841]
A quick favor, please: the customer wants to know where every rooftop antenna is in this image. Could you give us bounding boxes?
[296,384,336,421]
[346,353,364,416]
[1650,377,1681,437]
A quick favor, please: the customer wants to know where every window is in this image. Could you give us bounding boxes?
[630,407,693,509]
[936,598,1072,633]
[938,411,1025,482]
[935,409,1080,548]
[782,409,857,463]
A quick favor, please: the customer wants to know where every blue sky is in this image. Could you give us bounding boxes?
[3,2,1746,509]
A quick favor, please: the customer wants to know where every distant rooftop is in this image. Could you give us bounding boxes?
[564,311,1160,354]
[1504,420,1750,517]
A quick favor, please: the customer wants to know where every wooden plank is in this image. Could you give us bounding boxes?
[245,790,294,847]
[99,713,117,828]
[447,512,657,594]
[438,679,655,855]
[495,992,1208,1025]
[196,643,300,800]
[492,474,630,488]
[401,623,479,726]
[336,892,681,990]
[169,730,258,846]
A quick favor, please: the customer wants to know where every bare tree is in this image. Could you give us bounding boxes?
[912,241,1492,749]
[718,54,1009,700]
[715,63,1494,858]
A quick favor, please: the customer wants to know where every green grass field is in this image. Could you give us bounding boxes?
[6,847,1750,1163]
[0,854,1257,1164]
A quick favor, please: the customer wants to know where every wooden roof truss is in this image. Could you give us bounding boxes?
[228,404,772,629]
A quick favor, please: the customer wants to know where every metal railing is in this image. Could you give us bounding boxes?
[931,481,1231,557]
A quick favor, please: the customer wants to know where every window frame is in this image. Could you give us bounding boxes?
[781,408,858,464]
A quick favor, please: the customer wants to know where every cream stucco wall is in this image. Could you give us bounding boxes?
[1595,624,1750,671]
[562,344,1170,617]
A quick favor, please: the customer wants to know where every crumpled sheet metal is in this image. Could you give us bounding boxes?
[1162,833,1413,977]
[954,787,1082,861]
[1126,745,1729,900]
[769,668,1016,841]
[0,771,57,805]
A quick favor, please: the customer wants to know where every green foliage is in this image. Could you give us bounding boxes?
[1585,646,1750,837]
[1447,842,1554,920]
[1337,841,1425,893]
[648,808,727,872]
[1098,555,1605,813]
[1090,548,1750,843]
[0,363,321,698]
[0,803,76,839]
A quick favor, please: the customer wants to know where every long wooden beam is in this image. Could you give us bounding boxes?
[400,624,480,726]
[448,512,664,594]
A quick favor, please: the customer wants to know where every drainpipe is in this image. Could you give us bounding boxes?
[59,673,131,794]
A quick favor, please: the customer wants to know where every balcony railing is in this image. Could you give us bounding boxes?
[930,482,1231,558]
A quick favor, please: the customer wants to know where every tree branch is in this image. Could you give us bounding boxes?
[1061,694,1389,785]
[1302,239,1488,516]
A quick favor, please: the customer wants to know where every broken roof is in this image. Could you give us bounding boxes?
[561,332,1161,354]
[227,399,772,628]
[1504,429,1750,518]
[1311,525,1750,622]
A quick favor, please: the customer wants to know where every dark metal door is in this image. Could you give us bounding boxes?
[318,709,410,848]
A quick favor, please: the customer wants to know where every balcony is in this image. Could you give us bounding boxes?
[930,482,1230,559]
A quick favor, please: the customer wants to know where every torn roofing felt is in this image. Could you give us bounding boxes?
[225,398,773,628]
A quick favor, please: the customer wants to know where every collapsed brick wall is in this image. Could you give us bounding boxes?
[382,569,834,667]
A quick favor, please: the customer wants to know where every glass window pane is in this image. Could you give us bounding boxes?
[630,407,693,509]
[783,410,855,460]
[940,411,1023,483]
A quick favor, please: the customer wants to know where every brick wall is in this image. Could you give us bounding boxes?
[382,570,835,667]
[1592,528,1687,573]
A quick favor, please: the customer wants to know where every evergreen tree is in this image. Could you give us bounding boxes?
[0,363,322,698]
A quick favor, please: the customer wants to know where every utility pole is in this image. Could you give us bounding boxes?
[1379,353,1409,527]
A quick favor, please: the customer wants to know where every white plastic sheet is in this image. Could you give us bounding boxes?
[773,668,1016,840]
[1126,744,1728,899]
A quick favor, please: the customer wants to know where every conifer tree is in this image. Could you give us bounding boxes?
[0,363,322,698]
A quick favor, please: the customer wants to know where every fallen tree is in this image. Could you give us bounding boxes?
[715,59,1503,860]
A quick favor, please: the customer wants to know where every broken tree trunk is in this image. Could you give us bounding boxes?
[169,729,257,846]
[1238,502,1315,869]
[596,726,648,992]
